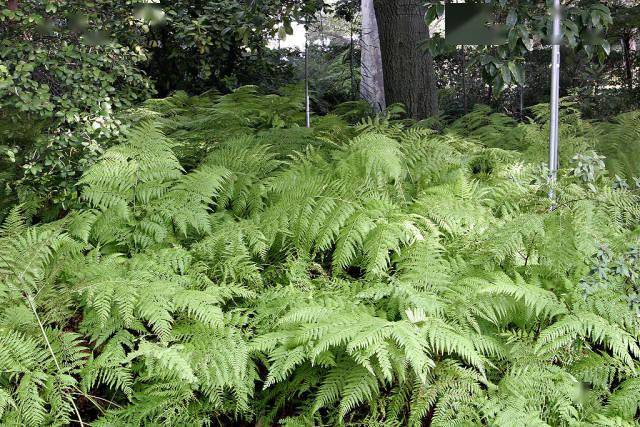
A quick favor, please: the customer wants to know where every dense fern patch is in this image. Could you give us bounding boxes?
[1,90,639,426]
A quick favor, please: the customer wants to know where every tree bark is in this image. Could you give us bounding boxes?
[360,0,386,112]
[373,0,438,119]
[8,0,18,10]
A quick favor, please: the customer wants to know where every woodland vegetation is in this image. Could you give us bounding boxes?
[1,0,640,426]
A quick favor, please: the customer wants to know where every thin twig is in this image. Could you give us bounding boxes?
[25,293,85,426]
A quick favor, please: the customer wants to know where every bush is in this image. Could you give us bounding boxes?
[0,1,155,220]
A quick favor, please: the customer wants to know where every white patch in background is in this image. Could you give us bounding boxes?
[269,0,339,50]
[270,23,307,49]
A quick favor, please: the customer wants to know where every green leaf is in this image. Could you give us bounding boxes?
[508,61,523,85]
[284,20,294,35]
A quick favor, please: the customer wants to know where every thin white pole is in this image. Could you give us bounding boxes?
[305,25,311,128]
[548,0,561,200]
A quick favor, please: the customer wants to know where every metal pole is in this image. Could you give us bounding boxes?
[462,45,467,114]
[519,69,525,122]
[305,25,311,128]
[548,0,561,199]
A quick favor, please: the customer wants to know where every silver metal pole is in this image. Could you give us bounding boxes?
[548,0,561,198]
[305,26,311,128]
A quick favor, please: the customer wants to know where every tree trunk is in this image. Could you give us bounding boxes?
[373,0,438,119]
[360,0,386,112]
[8,0,18,10]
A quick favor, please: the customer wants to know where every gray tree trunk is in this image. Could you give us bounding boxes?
[360,0,386,113]
[373,0,438,119]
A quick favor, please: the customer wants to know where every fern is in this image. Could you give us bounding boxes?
[1,91,640,426]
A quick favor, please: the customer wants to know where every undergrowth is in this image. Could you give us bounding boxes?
[1,88,639,426]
